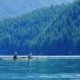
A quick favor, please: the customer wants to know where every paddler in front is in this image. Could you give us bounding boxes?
[13,51,18,60]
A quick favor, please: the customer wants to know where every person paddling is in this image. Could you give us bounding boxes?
[28,52,32,59]
[13,51,18,60]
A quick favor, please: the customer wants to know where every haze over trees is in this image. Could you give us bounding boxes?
[0,0,74,19]
[0,0,80,55]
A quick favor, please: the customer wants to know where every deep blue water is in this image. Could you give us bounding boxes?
[0,58,80,80]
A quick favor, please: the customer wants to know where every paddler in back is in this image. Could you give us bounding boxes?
[28,52,32,59]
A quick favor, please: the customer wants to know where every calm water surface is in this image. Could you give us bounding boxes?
[0,58,80,80]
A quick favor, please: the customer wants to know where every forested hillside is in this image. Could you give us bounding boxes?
[0,0,80,55]
[0,0,73,19]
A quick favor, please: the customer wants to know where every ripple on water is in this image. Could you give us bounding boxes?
[0,58,80,80]
[0,73,80,80]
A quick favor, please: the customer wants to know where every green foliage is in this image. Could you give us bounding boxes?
[0,0,80,55]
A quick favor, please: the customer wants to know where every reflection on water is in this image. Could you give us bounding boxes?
[0,58,80,80]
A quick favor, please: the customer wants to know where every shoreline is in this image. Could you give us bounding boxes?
[0,55,80,59]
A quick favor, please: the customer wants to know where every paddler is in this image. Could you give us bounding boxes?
[13,51,18,60]
[28,52,32,59]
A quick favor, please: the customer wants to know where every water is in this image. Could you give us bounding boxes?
[0,58,80,80]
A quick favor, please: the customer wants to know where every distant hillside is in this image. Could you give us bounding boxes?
[0,0,80,55]
[0,0,74,20]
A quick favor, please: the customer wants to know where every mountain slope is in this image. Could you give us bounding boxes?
[0,0,79,55]
[31,0,80,55]
[0,0,74,20]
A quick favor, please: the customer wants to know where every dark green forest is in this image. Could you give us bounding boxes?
[0,0,80,55]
